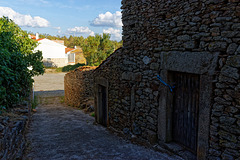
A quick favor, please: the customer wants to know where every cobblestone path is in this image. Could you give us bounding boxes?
[25,95,183,160]
[25,73,183,160]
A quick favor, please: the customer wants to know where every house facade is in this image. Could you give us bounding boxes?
[34,38,68,67]
[93,0,240,159]
[66,47,87,65]
[65,47,76,65]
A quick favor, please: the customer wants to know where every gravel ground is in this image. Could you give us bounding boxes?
[25,73,183,160]
[34,73,65,97]
[34,73,66,92]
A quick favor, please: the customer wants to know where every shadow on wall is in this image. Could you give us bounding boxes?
[43,60,57,68]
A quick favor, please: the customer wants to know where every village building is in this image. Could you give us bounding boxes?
[31,34,86,67]
[52,40,65,45]
[35,38,68,67]
[65,0,240,159]
[66,46,87,65]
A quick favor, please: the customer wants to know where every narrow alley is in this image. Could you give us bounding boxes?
[25,73,182,160]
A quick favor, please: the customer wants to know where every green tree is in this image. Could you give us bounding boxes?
[79,33,123,66]
[82,35,100,65]
[0,17,44,109]
[68,35,75,48]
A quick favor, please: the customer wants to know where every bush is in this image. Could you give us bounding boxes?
[0,17,44,109]
[55,67,63,72]
[61,63,85,72]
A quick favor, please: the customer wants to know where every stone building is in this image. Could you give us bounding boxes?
[93,0,240,159]
[67,47,87,65]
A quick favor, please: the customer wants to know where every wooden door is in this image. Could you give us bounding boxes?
[98,85,107,126]
[171,72,200,153]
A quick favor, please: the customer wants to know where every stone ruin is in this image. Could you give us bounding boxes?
[65,0,240,159]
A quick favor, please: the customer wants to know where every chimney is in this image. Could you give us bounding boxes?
[36,33,39,40]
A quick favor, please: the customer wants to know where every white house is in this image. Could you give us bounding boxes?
[32,34,68,67]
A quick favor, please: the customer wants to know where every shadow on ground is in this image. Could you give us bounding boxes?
[24,90,183,160]
[34,90,64,97]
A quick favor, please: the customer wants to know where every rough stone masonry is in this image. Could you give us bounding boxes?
[66,0,240,159]
[65,66,97,108]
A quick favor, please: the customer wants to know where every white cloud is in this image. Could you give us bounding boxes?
[103,28,122,41]
[89,31,95,36]
[52,26,61,33]
[53,26,61,30]
[91,11,122,28]
[0,7,49,28]
[67,26,95,36]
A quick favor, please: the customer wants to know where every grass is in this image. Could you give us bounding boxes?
[55,67,63,72]
[90,112,95,117]
[43,66,57,69]
[59,96,65,104]
[31,95,38,109]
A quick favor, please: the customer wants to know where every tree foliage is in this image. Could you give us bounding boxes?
[81,33,118,66]
[36,33,123,66]
[61,63,85,72]
[0,17,44,109]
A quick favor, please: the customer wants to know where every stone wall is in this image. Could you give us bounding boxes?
[64,66,97,108]
[0,104,30,160]
[72,48,87,65]
[210,48,240,159]
[93,0,240,159]
[43,58,68,68]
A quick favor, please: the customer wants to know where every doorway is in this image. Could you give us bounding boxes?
[98,84,107,126]
[170,71,200,153]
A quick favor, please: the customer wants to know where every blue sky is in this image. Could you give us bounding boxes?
[0,0,122,41]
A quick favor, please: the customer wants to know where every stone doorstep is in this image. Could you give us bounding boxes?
[158,142,196,160]
[107,126,184,159]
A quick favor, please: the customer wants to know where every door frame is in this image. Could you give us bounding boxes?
[97,84,107,126]
[158,51,219,159]
[94,77,109,127]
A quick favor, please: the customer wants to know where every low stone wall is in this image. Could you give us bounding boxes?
[64,66,97,108]
[43,58,68,68]
[0,104,30,160]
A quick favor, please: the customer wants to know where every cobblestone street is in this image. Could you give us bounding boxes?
[25,73,182,160]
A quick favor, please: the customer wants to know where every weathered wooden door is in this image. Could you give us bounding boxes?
[171,72,200,153]
[98,85,107,126]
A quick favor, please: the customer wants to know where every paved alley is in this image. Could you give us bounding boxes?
[25,73,182,160]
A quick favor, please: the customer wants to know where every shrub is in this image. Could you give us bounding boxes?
[0,17,44,109]
[61,63,85,72]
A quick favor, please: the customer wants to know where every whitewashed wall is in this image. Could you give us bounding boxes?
[35,39,67,58]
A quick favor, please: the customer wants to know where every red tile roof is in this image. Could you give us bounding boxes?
[29,35,36,39]
[52,40,64,45]
[65,48,75,54]
[36,38,45,41]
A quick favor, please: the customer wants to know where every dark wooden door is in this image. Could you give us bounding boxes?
[171,72,200,153]
[98,85,107,126]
